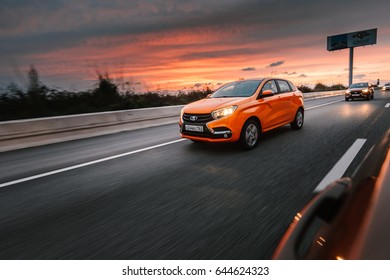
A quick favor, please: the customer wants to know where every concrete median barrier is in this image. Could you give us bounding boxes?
[0,90,345,152]
[0,105,184,152]
[303,90,345,100]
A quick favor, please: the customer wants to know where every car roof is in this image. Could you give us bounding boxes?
[241,78,292,82]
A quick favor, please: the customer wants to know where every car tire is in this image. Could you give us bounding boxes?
[290,108,304,130]
[345,97,349,101]
[240,119,260,150]
[371,94,374,99]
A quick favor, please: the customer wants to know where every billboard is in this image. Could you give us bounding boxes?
[327,28,377,51]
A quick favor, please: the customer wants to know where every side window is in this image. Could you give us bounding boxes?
[276,80,291,93]
[288,81,297,91]
[261,80,278,94]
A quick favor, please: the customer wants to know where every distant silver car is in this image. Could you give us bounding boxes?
[382,83,390,91]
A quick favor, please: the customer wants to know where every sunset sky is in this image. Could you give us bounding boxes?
[1,0,390,92]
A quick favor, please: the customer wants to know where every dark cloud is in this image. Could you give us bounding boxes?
[242,67,256,71]
[354,74,366,79]
[266,61,284,68]
[2,0,389,59]
[180,48,258,61]
[1,0,389,89]
[282,71,297,75]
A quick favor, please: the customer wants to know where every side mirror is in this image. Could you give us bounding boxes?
[260,90,274,98]
[206,94,212,98]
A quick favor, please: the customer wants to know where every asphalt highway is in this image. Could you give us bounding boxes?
[0,90,389,259]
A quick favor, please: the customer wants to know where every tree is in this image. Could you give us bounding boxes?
[313,83,328,92]
[297,85,312,93]
[329,83,346,90]
[28,65,39,93]
[24,66,50,117]
[92,73,123,109]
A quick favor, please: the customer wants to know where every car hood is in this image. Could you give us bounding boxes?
[183,97,248,114]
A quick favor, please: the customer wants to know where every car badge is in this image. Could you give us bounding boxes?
[190,116,198,121]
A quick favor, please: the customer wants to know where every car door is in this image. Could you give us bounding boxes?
[275,79,294,123]
[256,79,286,130]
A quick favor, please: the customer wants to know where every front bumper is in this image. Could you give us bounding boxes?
[179,114,242,142]
[180,122,233,142]
[345,91,370,99]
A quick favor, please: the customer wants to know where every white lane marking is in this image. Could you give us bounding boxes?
[0,139,187,189]
[385,103,390,108]
[314,139,367,193]
[306,99,344,110]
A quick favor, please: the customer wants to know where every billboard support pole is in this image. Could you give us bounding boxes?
[349,47,354,86]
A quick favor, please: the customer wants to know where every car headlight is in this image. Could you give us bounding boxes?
[180,108,184,122]
[346,90,351,93]
[362,89,369,93]
[211,106,237,120]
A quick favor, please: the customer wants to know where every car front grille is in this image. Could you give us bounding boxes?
[182,113,213,123]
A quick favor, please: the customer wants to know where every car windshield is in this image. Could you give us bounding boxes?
[349,83,368,88]
[210,80,262,98]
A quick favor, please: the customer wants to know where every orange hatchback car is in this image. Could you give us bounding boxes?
[179,78,304,149]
